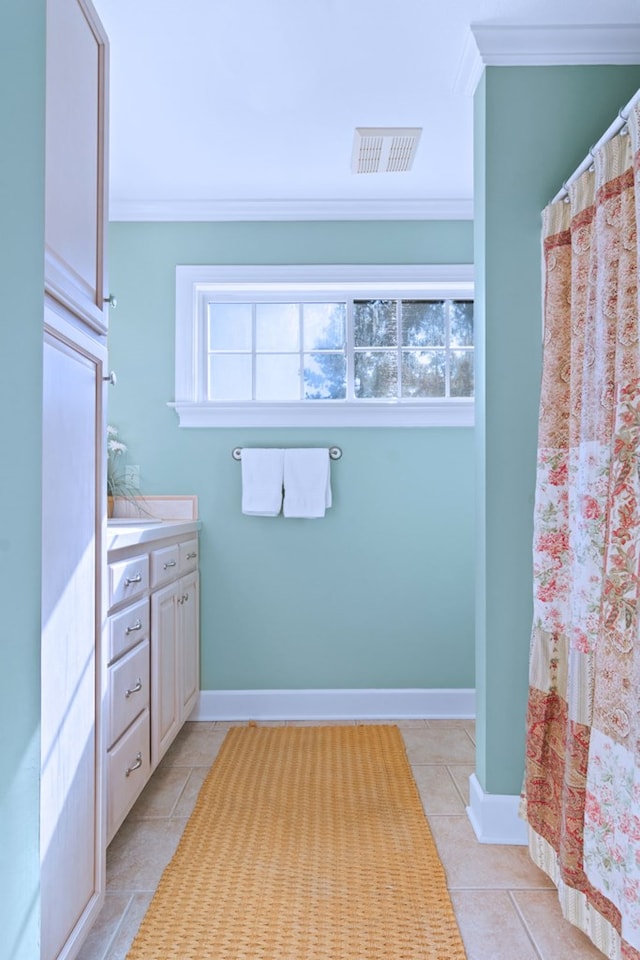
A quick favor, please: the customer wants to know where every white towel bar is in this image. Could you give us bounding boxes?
[232,446,342,461]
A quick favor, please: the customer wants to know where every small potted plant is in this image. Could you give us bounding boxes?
[107,424,141,517]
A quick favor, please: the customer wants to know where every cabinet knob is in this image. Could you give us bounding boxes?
[163,560,177,570]
[103,370,117,386]
[186,552,197,560]
[125,752,143,777]
[124,573,142,586]
[104,294,117,309]
[125,678,143,698]
[125,619,143,635]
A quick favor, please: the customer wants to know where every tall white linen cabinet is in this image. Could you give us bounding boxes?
[40,1,110,958]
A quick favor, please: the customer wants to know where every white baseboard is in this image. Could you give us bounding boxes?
[191,688,475,722]
[466,772,527,845]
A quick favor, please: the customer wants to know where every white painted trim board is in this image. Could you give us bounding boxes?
[467,772,528,846]
[191,688,475,721]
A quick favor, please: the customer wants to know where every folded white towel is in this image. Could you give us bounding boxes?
[283,448,332,519]
[241,448,284,516]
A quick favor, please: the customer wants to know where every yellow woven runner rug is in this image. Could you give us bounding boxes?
[127,724,467,959]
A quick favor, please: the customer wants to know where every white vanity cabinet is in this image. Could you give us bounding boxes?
[105,555,151,844]
[151,541,200,766]
[106,523,200,843]
[40,0,110,956]
[45,0,109,333]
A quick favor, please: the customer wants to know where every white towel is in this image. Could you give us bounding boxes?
[283,448,332,519]
[241,448,284,516]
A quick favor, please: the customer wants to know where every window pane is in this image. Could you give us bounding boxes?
[450,301,474,347]
[256,354,300,400]
[208,302,252,350]
[256,303,299,351]
[304,353,346,399]
[303,303,346,349]
[401,300,445,346]
[208,354,252,400]
[354,351,398,398]
[401,350,445,397]
[450,349,474,397]
[354,300,397,347]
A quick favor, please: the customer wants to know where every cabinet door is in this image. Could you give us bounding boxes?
[179,571,200,719]
[40,320,105,960]
[45,0,109,334]
[151,583,180,766]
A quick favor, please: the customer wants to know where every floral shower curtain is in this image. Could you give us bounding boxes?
[523,100,640,960]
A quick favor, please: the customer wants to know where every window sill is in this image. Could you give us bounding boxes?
[169,400,474,428]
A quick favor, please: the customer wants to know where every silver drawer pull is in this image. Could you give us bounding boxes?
[125,678,143,698]
[186,552,197,560]
[125,752,143,777]
[163,560,177,570]
[183,593,189,603]
[125,619,143,635]
[124,573,142,586]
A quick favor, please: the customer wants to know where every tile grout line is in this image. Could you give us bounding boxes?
[508,890,546,960]
[167,766,195,819]
[439,883,563,892]
[96,893,135,960]
[444,763,470,810]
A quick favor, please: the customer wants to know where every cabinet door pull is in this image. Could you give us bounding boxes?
[125,619,143,635]
[186,552,197,560]
[125,678,143,698]
[124,573,142,586]
[163,560,177,570]
[183,593,189,603]
[125,752,143,777]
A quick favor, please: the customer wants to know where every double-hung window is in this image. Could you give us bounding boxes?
[173,265,474,427]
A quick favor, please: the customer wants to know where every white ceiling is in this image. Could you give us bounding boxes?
[93,0,640,219]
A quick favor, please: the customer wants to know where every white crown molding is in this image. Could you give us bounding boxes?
[191,688,476,721]
[454,29,486,98]
[108,197,473,223]
[466,773,528,845]
[456,23,640,97]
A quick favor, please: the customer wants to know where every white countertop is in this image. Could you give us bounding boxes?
[106,518,201,554]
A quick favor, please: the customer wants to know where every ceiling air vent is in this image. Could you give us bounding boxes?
[351,127,422,174]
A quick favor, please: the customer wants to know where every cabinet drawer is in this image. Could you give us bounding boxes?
[109,554,149,608]
[179,538,199,575]
[151,544,180,588]
[107,708,151,844]
[107,639,150,748]
[108,596,149,663]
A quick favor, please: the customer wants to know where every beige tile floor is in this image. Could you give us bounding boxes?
[77,719,606,960]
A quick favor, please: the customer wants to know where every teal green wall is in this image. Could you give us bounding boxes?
[473,74,488,791]
[0,1,45,956]
[475,65,640,795]
[107,221,475,691]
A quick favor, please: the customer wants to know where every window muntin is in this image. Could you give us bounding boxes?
[205,297,473,404]
[206,301,348,402]
[174,265,474,427]
[352,298,474,401]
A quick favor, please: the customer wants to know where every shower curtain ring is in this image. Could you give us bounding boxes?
[618,109,630,135]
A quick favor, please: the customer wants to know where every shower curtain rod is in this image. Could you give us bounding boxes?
[552,87,640,204]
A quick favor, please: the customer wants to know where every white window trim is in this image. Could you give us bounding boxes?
[172,264,474,428]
